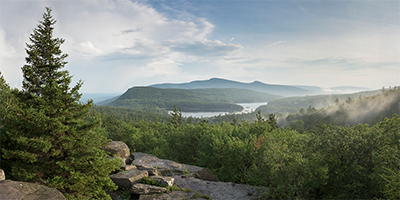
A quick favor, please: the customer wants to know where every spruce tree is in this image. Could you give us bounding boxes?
[0,8,121,199]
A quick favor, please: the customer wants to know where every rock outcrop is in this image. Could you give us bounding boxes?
[116,150,265,200]
[110,168,149,189]
[173,176,264,200]
[194,168,219,182]
[131,183,167,195]
[130,152,203,176]
[0,180,66,200]
[139,191,201,200]
[105,141,131,165]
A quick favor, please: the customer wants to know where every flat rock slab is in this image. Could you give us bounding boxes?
[173,176,264,200]
[139,191,203,200]
[136,164,158,176]
[131,183,167,195]
[0,180,66,200]
[110,168,149,189]
[131,152,202,176]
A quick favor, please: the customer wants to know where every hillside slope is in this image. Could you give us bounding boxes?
[257,89,383,114]
[285,87,400,129]
[107,87,281,112]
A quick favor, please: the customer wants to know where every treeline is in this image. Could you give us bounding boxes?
[90,105,170,123]
[91,108,400,199]
[285,86,400,132]
[107,87,281,112]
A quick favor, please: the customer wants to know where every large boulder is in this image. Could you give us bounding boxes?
[0,169,5,181]
[173,176,264,200]
[131,152,203,177]
[195,168,219,182]
[105,141,130,164]
[0,180,66,200]
[110,168,148,189]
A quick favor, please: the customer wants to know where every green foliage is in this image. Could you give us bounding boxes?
[286,87,400,129]
[100,100,399,199]
[107,86,280,112]
[90,105,170,123]
[0,8,120,199]
[169,105,183,127]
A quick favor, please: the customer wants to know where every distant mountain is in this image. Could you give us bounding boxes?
[150,78,315,97]
[81,93,120,104]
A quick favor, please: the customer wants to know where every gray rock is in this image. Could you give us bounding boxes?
[131,183,167,195]
[139,191,201,200]
[105,141,130,164]
[125,155,133,165]
[122,165,137,171]
[173,176,264,200]
[0,169,5,181]
[136,164,158,176]
[148,176,174,186]
[110,168,148,189]
[195,168,219,182]
[106,190,125,200]
[131,152,202,176]
[0,180,66,200]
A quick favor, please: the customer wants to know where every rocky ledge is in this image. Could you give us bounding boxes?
[1,141,264,200]
[109,149,264,200]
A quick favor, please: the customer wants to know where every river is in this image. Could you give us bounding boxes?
[169,102,268,118]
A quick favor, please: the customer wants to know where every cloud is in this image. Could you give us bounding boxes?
[0,28,17,58]
[230,37,234,41]
[164,39,243,57]
[75,41,103,56]
[266,40,286,48]
[299,56,384,71]
[120,27,144,35]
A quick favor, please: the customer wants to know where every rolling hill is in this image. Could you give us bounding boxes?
[150,78,315,97]
[106,87,282,112]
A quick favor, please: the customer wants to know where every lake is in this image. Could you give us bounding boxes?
[169,102,268,118]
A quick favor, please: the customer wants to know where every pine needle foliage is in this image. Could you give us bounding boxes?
[0,7,121,199]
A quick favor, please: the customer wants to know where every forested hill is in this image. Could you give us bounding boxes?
[257,89,383,114]
[106,87,281,112]
[285,86,400,130]
[150,78,315,97]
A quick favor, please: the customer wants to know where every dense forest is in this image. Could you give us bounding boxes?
[285,87,400,132]
[87,106,399,199]
[1,7,399,200]
[106,87,281,112]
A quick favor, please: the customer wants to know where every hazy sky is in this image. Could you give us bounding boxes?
[1,0,399,93]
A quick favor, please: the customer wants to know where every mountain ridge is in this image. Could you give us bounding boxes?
[150,78,314,97]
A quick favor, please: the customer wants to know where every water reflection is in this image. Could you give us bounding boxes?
[171,102,268,118]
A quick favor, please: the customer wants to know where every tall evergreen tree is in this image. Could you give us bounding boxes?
[0,8,120,199]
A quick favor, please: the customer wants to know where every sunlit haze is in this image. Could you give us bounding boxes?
[1,0,399,93]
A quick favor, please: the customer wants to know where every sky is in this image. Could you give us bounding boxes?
[0,0,399,93]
